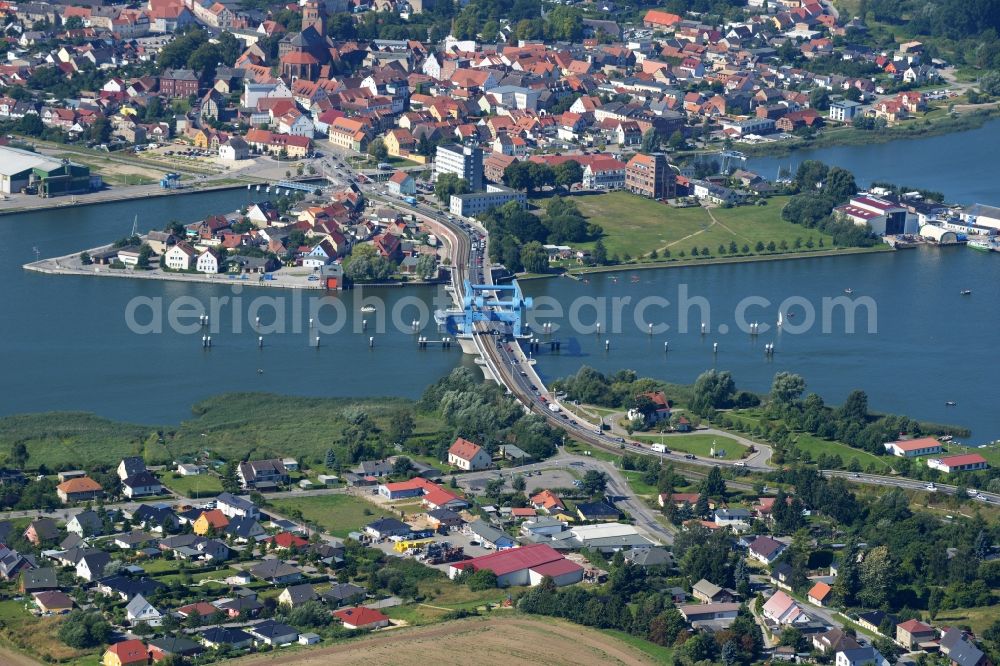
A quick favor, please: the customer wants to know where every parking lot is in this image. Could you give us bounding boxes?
[456,467,579,495]
[369,528,495,572]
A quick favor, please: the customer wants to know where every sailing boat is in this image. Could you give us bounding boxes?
[777,311,783,327]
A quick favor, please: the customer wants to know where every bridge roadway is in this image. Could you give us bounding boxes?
[360,187,1000,508]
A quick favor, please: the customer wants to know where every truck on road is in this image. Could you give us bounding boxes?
[651,443,669,453]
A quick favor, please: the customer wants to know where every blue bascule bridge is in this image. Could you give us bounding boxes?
[435,279,533,352]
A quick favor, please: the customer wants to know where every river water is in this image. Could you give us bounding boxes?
[749,119,1000,206]
[4,121,1000,440]
[1,189,467,424]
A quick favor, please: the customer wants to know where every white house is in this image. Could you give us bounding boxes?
[215,492,260,520]
[164,243,196,270]
[196,249,222,274]
[926,453,989,473]
[219,137,250,161]
[126,594,163,626]
[447,437,491,471]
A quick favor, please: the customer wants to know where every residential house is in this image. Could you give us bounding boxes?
[246,619,298,646]
[249,560,302,584]
[322,583,366,608]
[835,647,890,666]
[164,243,197,271]
[678,602,742,628]
[66,510,105,537]
[813,628,861,655]
[122,471,162,499]
[237,459,288,489]
[76,551,112,582]
[200,627,253,649]
[896,618,937,651]
[530,490,566,514]
[692,578,734,604]
[193,510,230,535]
[939,628,991,666]
[33,590,74,614]
[118,457,146,480]
[25,518,60,545]
[714,509,752,531]
[808,581,833,606]
[467,519,516,550]
[334,606,390,630]
[216,492,260,520]
[748,535,788,564]
[387,170,416,196]
[125,593,163,626]
[762,590,811,626]
[447,437,491,471]
[278,583,317,608]
[19,567,56,594]
[147,636,204,661]
[57,476,103,503]
[196,248,222,274]
[102,639,149,666]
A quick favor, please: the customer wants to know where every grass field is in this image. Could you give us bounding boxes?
[0,393,446,470]
[230,615,659,666]
[932,606,997,635]
[792,432,890,471]
[634,433,744,460]
[268,493,377,537]
[543,192,835,260]
[159,471,222,498]
[0,600,99,664]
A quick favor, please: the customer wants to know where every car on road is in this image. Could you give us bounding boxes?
[926,482,937,492]
[684,454,696,460]
[967,488,979,497]
[734,461,746,467]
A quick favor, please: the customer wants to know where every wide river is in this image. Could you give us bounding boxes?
[3,120,998,439]
[1,189,470,424]
[749,119,1000,206]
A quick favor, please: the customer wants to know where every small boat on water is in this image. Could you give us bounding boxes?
[844,288,854,294]
[777,311,783,327]
[360,305,376,313]
[945,401,957,406]
[786,311,795,318]
[960,289,972,295]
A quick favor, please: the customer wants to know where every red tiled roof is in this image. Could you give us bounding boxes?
[57,477,102,494]
[334,606,388,626]
[449,437,483,461]
[530,558,583,578]
[933,453,987,467]
[452,544,568,577]
[808,581,831,601]
[266,532,308,548]
[889,437,941,452]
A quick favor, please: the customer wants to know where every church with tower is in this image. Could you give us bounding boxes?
[279,0,337,81]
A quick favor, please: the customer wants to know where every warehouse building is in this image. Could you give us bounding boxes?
[448,543,583,587]
[0,146,93,196]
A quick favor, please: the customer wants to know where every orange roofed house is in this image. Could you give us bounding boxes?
[447,437,492,471]
[57,476,103,504]
[643,9,682,30]
[193,509,230,535]
[103,639,148,666]
[530,490,566,513]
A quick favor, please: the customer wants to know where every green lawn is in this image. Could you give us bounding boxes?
[600,629,674,662]
[0,393,448,470]
[932,606,998,635]
[792,432,890,471]
[634,433,744,460]
[268,493,377,537]
[621,470,659,496]
[542,192,835,260]
[160,472,222,498]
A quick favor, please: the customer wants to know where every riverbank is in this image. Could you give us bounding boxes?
[0,180,256,216]
[517,245,891,280]
[23,245,330,290]
[739,107,1000,158]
